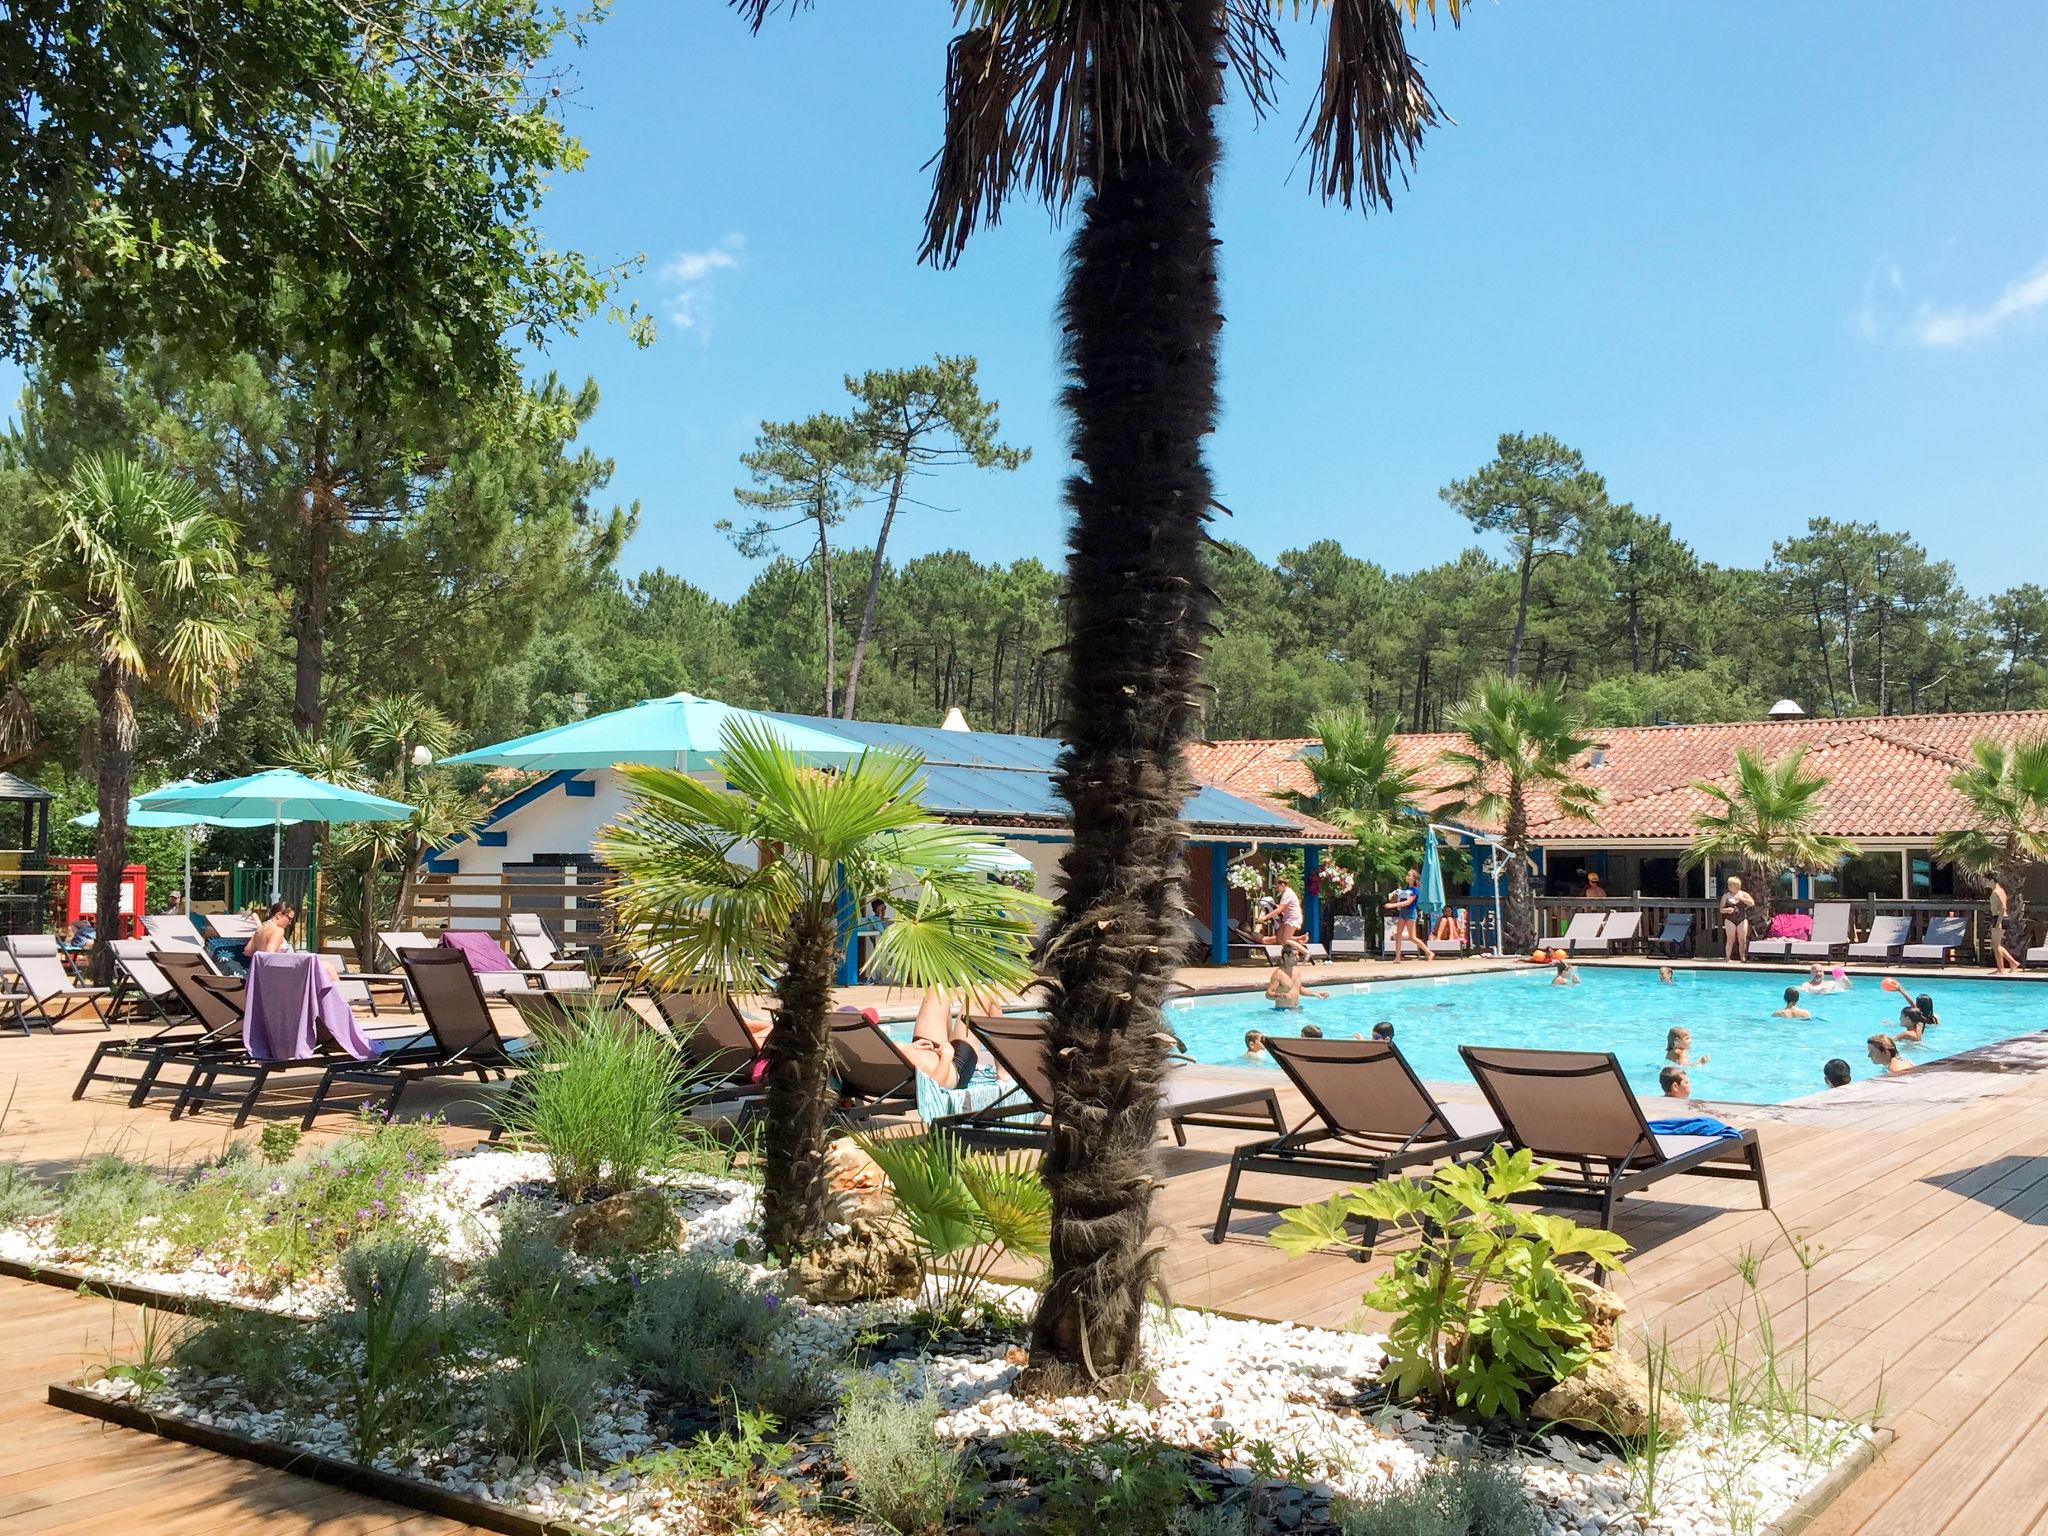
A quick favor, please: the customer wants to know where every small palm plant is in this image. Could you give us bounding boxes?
[0,454,256,978]
[1682,748,1857,922]
[1934,737,2048,907]
[855,1129,1052,1327]
[598,720,1048,1256]
[1437,676,1602,951]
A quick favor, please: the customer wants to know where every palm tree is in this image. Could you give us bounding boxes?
[1681,748,1857,922]
[1933,736,2048,927]
[1437,676,1602,952]
[1292,708,1428,923]
[598,721,1047,1256]
[0,454,256,979]
[735,0,1459,1388]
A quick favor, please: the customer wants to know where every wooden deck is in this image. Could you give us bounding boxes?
[7,977,2048,1532]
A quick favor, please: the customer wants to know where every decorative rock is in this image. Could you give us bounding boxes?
[1561,1274,1627,1353]
[788,1210,921,1304]
[1530,1352,1690,1441]
[550,1187,682,1257]
[824,1137,892,1218]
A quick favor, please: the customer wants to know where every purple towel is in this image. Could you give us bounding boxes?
[441,930,519,973]
[244,952,376,1062]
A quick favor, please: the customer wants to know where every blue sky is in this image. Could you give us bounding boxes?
[18,4,2048,601]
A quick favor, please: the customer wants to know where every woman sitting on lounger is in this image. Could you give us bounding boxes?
[244,901,297,960]
[896,990,978,1088]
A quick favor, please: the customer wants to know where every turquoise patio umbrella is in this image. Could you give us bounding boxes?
[136,770,412,900]
[1418,824,1448,920]
[72,784,279,908]
[442,690,864,772]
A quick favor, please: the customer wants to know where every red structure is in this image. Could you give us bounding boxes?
[63,861,146,938]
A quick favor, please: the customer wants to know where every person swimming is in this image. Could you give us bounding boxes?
[1264,950,1329,1011]
[1657,965,1676,985]
[1800,963,1850,994]
[1773,986,1812,1020]
[1914,992,1939,1027]
[1300,1022,1325,1039]
[1868,1033,1913,1074]
[1371,1020,1395,1042]
[1551,958,1580,986]
[1659,1065,1692,1099]
[1823,1058,1852,1088]
[1895,1008,1927,1043]
[1665,1026,1710,1066]
[1243,1029,1267,1058]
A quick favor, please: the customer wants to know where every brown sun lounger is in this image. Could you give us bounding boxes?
[297,949,536,1127]
[1211,1036,1500,1254]
[653,992,770,1094]
[945,1013,1284,1148]
[1458,1045,1768,1267]
[827,1011,920,1113]
[73,953,234,1103]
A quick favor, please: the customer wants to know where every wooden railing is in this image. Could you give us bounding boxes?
[399,872,616,949]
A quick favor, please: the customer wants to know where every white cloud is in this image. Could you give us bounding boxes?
[1911,259,2048,346]
[1851,257,1906,341]
[660,233,745,337]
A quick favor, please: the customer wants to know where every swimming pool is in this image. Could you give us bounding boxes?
[1164,967,2048,1105]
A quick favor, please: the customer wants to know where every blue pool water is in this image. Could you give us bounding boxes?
[1164,967,2048,1105]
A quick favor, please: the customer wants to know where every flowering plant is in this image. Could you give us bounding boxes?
[1310,864,1355,899]
[1226,863,1265,896]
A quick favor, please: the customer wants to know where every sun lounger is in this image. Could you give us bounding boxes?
[1211,1037,1500,1254]
[1457,1045,1769,1267]
[107,938,191,1025]
[1849,913,1912,961]
[653,992,769,1094]
[1747,917,1799,960]
[1260,940,1332,965]
[943,1013,1284,1148]
[2027,941,2048,970]
[296,949,538,1128]
[827,1011,920,1114]
[120,968,252,1107]
[1788,902,1853,960]
[1553,911,1608,953]
[71,952,218,1101]
[170,952,385,1127]
[1902,914,1969,965]
[510,911,590,966]
[1330,916,1367,959]
[1640,911,1694,956]
[1379,925,1467,958]
[1574,911,1643,956]
[3,935,112,1034]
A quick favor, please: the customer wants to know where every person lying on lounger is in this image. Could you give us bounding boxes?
[895,990,980,1088]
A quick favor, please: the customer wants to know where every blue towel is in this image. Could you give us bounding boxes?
[1647,1116,1742,1142]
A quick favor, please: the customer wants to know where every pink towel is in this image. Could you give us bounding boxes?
[440,930,520,973]
[1767,912,1813,941]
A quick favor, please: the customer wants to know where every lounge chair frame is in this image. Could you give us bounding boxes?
[940,1014,1284,1149]
[1458,1045,1769,1272]
[4,935,112,1034]
[1902,915,1969,965]
[1210,1037,1498,1256]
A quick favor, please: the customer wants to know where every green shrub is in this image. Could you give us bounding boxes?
[853,1130,1050,1325]
[833,1372,971,1536]
[494,1002,688,1202]
[1334,1460,1538,1536]
[1270,1146,1627,1420]
[322,1233,460,1463]
[620,1252,814,1414]
[484,1325,620,1464]
[1167,1508,1252,1536]
[54,1153,172,1252]
[0,1161,55,1224]
[174,1309,311,1411]
[240,1117,445,1285]
[998,1430,1215,1536]
[604,1405,794,1527]
[258,1123,303,1165]
[478,1197,575,1313]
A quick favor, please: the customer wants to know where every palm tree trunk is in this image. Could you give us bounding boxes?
[1502,786,1533,952]
[842,464,907,719]
[1027,0,1224,1392]
[89,664,136,985]
[760,900,839,1256]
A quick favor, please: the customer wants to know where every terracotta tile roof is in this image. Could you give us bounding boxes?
[1191,710,2048,844]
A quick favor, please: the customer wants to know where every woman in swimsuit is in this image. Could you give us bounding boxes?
[899,990,979,1088]
[1719,877,1754,962]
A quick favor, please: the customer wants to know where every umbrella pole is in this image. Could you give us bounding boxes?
[183,828,192,910]
[271,807,282,904]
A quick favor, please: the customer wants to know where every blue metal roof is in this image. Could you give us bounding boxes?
[771,714,1335,841]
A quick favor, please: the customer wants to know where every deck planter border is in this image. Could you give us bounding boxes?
[47,1382,593,1536]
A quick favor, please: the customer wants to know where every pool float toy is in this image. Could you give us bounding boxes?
[1529,949,1548,963]
[1548,948,1569,963]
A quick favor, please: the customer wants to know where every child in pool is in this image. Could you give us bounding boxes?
[1550,958,1580,986]
[1657,965,1676,984]
[1773,986,1812,1020]
[1665,1027,1710,1065]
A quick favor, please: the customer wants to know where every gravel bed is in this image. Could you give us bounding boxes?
[20,1147,1874,1535]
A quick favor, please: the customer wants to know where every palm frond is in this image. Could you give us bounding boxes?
[1293,0,1451,210]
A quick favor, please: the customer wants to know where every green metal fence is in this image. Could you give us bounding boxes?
[228,863,322,948]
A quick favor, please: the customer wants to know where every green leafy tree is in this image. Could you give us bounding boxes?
[1437,675,1601,951]
[840,357,1029,718]
[1439,433,1612,679]
[0,454,257,976]
[598,722,1048,1256]
[738,0,1462,1388]
[721,415,879,717]
[1,0,640,395]
[1933,738,2048,908]
[1681,747,1857,920]
[1291,708,1427,914]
